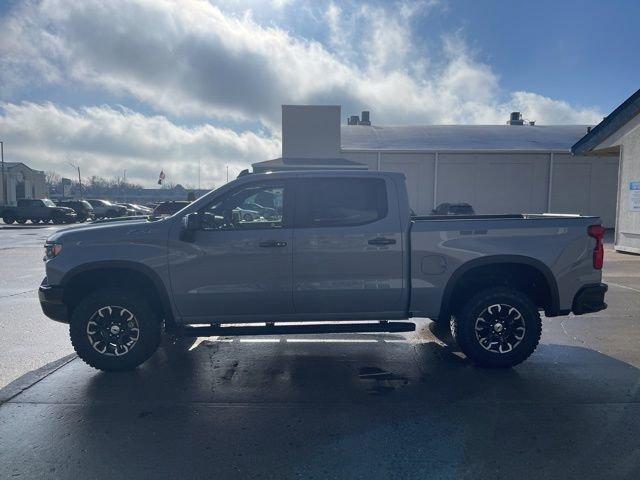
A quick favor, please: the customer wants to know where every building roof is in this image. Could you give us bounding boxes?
[572,88,640,155]
[252,157,367,173]
[341,124,592,152]
[3,162,44,173]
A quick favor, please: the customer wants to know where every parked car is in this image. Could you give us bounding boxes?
[111,204,137,216]
[431,202,475,216]
[233,206,261,222]
[55,200,95,222]
[87,199,128,219]
[152,201,191,216]
[39,171,607,372]
[121,203,152,215]
[2,198,77,224]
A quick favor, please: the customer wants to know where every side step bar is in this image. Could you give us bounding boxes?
[176,321,416,337]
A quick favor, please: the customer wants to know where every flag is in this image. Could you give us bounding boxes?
[158,170,165,185]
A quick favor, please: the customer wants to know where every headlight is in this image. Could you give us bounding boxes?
[44,242,63,260]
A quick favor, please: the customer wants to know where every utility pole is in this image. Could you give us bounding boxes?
[68,161,83,199]
[1,141,6,206]
[226,165,229,183]
[198,159,201,190]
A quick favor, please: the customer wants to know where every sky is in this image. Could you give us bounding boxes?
[0,0,638,188]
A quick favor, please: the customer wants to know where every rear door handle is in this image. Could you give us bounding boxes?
[259,240,288,248]
[368,237,396,246]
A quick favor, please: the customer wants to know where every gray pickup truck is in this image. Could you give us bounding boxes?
[39,171,607,371]
[2,198,77,224]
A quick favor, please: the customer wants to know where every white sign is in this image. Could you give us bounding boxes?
[630,181,640,212]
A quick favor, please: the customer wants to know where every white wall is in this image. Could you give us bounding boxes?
[616,124,640,252]
[282,105,341,158]
[436,153,550,215]
[550,154,618,227]
[342,150,618,223]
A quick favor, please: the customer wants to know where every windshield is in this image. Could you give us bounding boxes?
[42,199,56,207]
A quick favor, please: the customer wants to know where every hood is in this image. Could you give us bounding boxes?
[46,216,165,243]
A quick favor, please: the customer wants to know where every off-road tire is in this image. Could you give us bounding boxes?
[70,288,162,371]
[3,215,15,224]
[451,286,542,368]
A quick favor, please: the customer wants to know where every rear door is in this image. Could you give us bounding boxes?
[292,176,405,316]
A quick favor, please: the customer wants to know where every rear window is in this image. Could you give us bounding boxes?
[295,178,388,227]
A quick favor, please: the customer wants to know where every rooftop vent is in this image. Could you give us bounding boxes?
[347,110,372,126]
[507,111,524,125]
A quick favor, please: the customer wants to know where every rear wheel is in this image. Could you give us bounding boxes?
[451,286,541,368]
[70,288,162,371]
[2,215,15,224]
[16,218,27,224]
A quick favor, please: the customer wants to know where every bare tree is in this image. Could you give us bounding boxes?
[45,170,61,188]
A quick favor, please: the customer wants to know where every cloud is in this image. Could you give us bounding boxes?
[1,0,603,128]
[0,102,280,187]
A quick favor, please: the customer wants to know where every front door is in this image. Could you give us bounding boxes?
[169,180,293,320]
[292,176,405,316]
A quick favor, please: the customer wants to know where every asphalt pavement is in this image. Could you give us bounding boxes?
[0,224,73,388]
[0,226,639,479]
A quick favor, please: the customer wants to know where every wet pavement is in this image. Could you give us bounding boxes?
[0,228,639,479]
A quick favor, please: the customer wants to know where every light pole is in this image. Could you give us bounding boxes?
[1,141,6,206]
[68,161,83,199]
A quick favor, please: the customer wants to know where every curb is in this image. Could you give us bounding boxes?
[0,354,77,405]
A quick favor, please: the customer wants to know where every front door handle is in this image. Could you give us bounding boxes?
[259,240,288,248]
[368,237,396,246]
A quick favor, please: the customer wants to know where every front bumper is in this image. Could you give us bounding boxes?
[39,280,69,323]
[572,283,608,315]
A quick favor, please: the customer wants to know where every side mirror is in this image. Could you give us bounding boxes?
[180,212,200,242]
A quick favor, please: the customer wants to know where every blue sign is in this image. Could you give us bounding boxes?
[631,182,640,190]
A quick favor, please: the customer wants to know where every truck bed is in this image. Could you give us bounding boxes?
[408,213,602,320]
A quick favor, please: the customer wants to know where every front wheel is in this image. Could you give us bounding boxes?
[2,215,15,224]
[451,286,542,368]
[70,288,162,371]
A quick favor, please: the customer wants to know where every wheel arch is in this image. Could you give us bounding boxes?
[61,261,175,328]
[439,255,560,322]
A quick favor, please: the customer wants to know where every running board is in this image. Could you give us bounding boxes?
[175,321,416,337]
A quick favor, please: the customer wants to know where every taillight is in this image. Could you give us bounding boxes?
[588,224,605,269]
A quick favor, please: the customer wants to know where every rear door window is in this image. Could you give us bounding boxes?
[295,178,388,228]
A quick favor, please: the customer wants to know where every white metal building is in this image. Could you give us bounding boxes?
[572,88,640,253]
[263,105,619,226]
